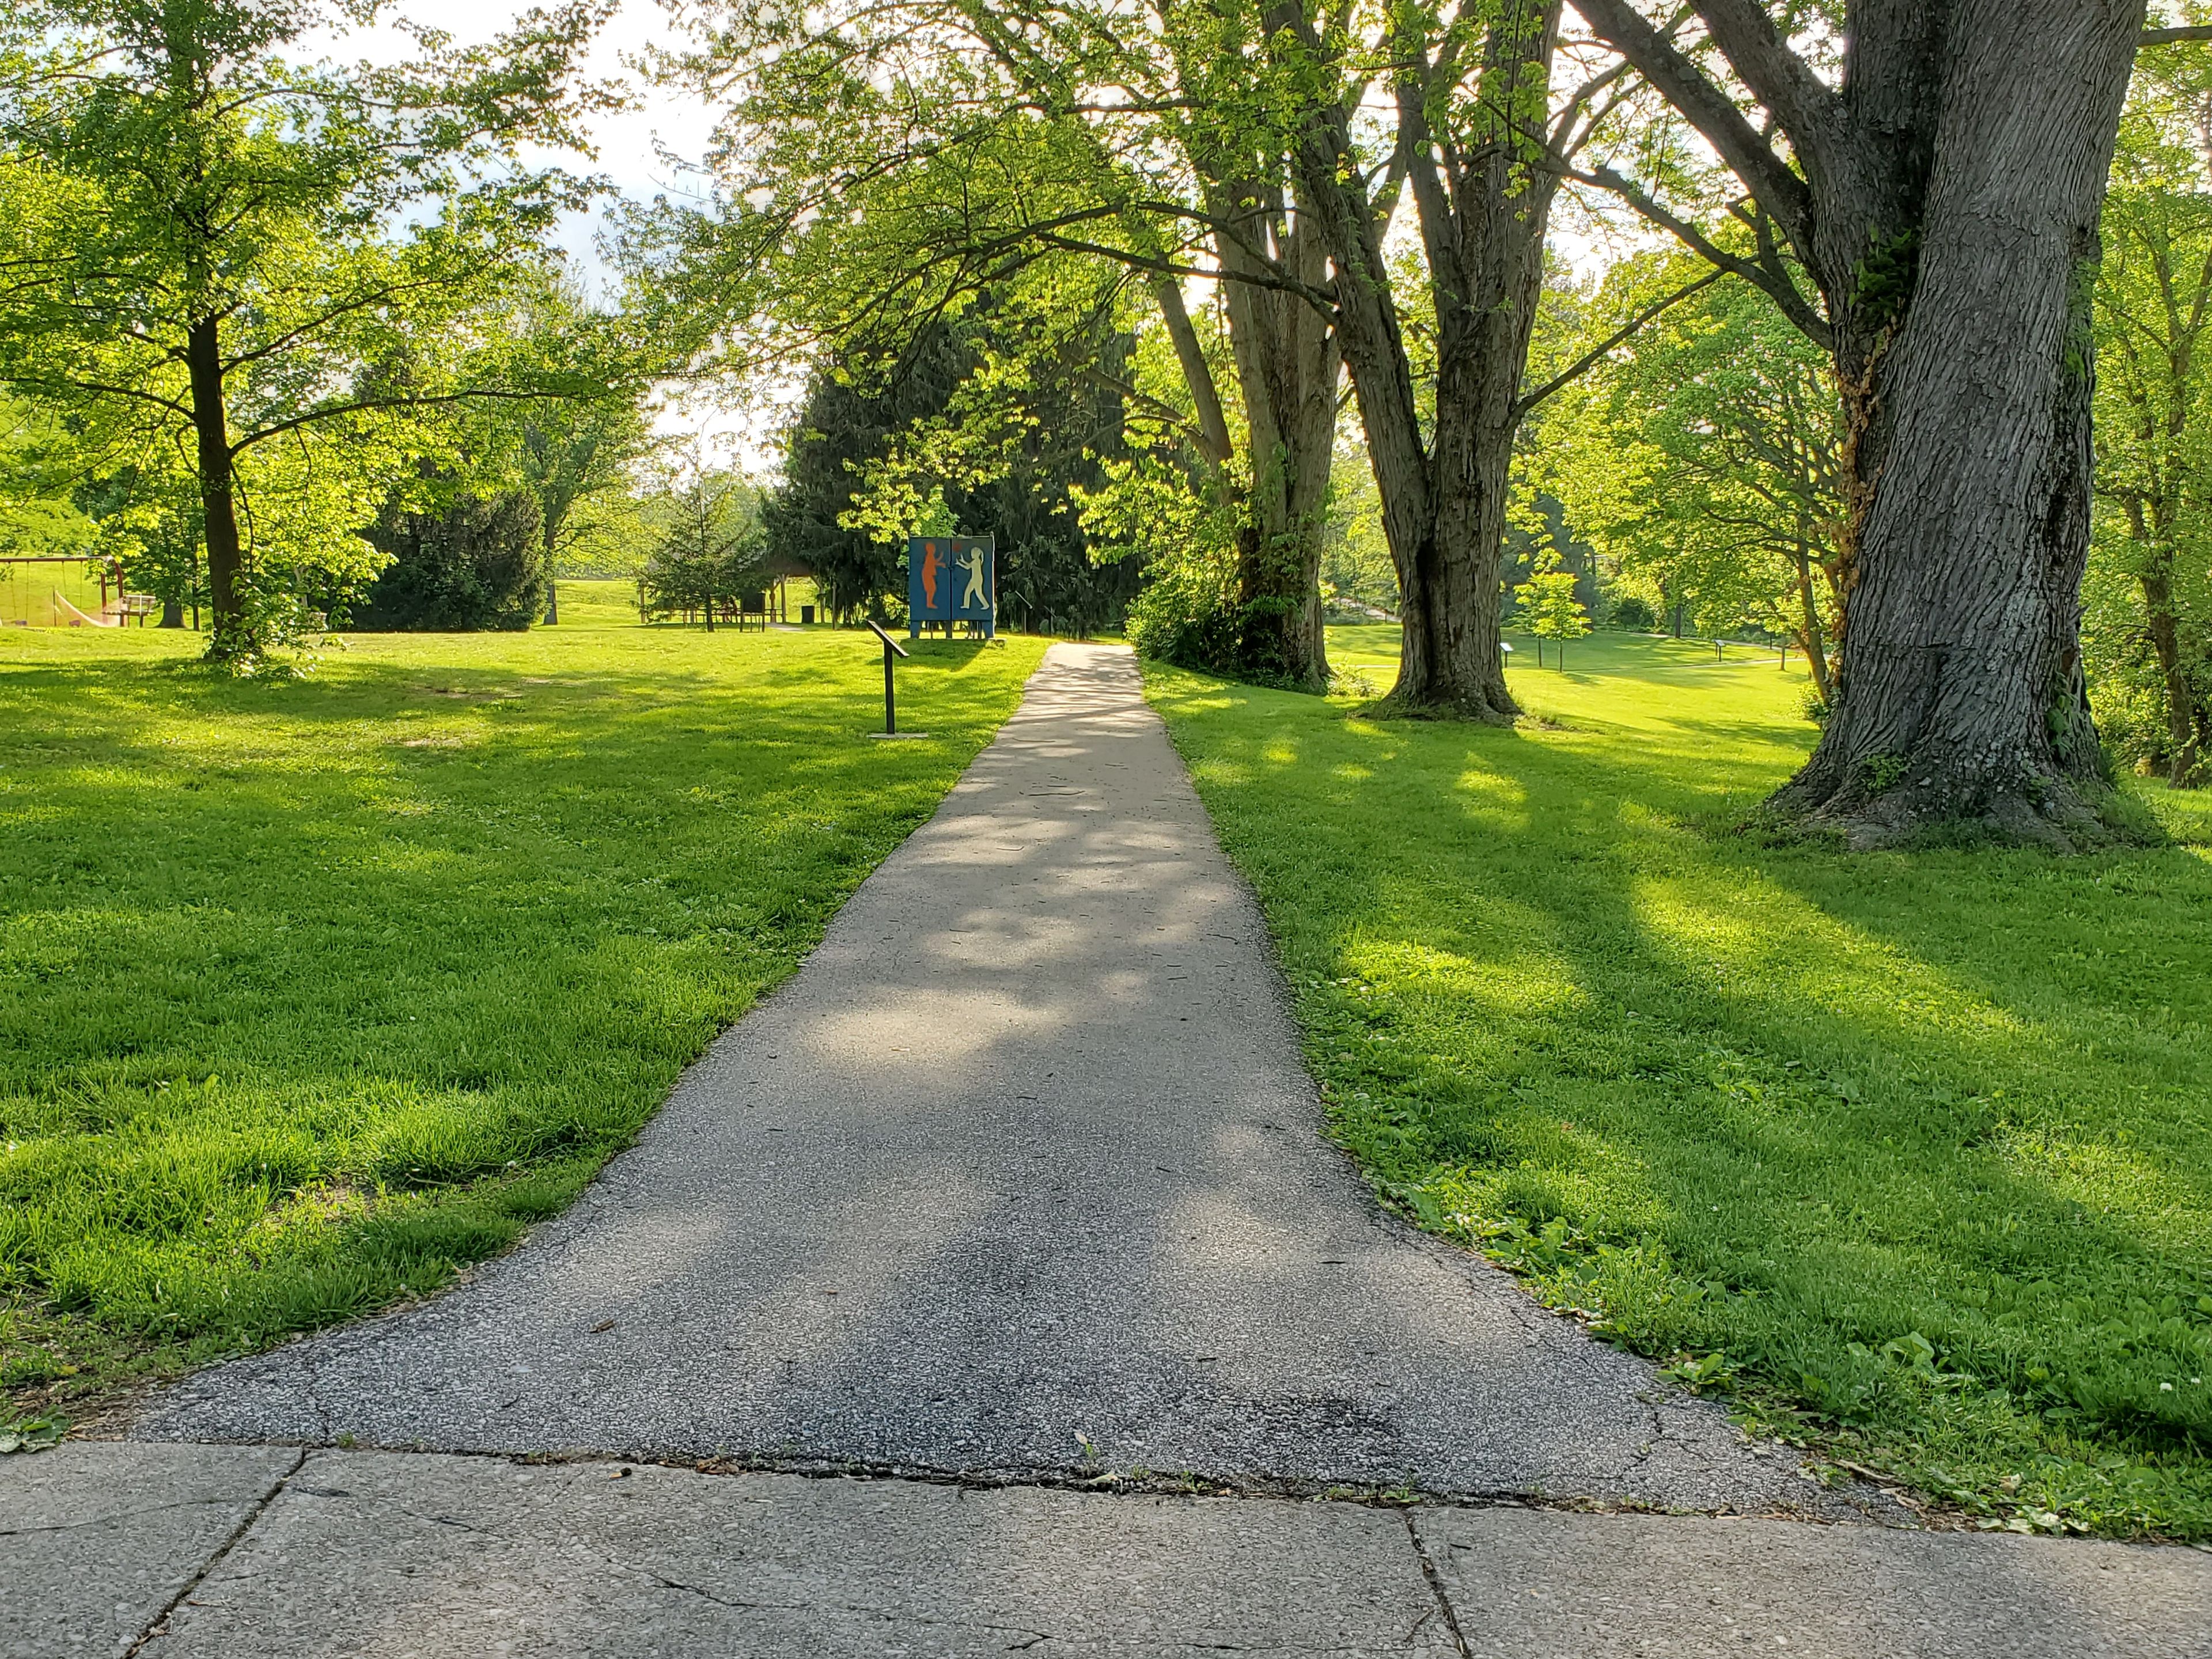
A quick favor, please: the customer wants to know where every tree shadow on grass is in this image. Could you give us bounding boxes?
[0,630,1046,1404]
[1155,669,2212,1523]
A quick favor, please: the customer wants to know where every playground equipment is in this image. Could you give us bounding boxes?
[0,555,159,627]
[906,534,995,639]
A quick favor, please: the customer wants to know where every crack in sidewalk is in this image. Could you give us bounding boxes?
[0,1495,281,1541]
[122,1446,305,1657]
[1402,1509,1471,1659]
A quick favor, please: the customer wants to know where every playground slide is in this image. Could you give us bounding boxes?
[51,592,116,627]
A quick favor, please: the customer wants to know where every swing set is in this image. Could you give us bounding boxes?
[0,555,160,628]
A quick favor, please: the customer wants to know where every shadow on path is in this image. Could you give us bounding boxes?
[141,646,1863,1515]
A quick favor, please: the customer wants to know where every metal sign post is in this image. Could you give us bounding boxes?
[866,619,909,734]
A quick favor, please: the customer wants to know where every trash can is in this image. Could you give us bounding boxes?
[801,604,816,625]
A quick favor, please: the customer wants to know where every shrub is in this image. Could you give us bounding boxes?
[351,488,544,631]
[1124,539,1241,670]
[1609,594,1656,631]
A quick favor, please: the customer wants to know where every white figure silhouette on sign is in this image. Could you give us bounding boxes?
[959,546,988,611]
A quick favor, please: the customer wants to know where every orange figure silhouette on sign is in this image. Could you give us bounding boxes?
[921,541,941,611]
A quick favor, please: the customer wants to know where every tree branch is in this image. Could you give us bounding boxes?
[229,386,579,455]
[2143,24,2212,45]
[1563,159,1833,347]
[0,372,194,421]
[1514,266,1726,418]
[1686,0,1849,160]
[1566,0,1815,250]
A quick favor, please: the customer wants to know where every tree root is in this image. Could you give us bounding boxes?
[1762,762,2149,853]
[1369,688,1518,726]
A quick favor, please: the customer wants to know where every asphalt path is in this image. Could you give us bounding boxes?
[142,643,1856,1514]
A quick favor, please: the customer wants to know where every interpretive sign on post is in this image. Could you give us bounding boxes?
[907,534,995,639]
[866,619,908,735]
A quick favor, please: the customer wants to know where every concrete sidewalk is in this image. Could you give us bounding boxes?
[7,1442,2206,1658]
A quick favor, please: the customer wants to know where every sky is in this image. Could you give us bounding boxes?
[313,2,714,266]
[312,2,1641,471]
[308,2,764,458]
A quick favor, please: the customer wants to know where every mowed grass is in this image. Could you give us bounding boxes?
[1150,626,2212,1537]
[1,603,1046,1414]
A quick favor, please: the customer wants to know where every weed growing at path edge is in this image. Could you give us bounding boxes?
[1149,629,2212,1539]
[1,615,1047,1412]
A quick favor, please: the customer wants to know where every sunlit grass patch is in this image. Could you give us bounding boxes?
[2,617,1047,1412]
[1149,627,2212,1537]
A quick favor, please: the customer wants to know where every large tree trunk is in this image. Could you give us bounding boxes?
[1775,7,2138,846]
[1218,194,1335,689]
[1296,117,1445,702]
[1281,1,1555,721]
[1406,112,1555,722]
[185,315,247,660]
[1392,355,1522,719]
[1578,0,2149,844]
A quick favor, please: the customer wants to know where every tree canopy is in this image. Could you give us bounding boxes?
[0,0,2209,854]
[0,0,612,661]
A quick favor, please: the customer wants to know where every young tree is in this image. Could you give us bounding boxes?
[1569,0,2203,844]
[1515,565,1590,667]
[1320,438,1401,618]
[497,282,661,626]
[644,463,764,630]
[1537,255,1846,702]
[0,0,609,664]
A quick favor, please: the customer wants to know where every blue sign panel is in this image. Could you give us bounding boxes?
[907,535,995,638]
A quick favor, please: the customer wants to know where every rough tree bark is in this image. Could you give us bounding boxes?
[1279,1,1568,721]
[1212,180,1336,688]
[1143,13,1339,692]
[184,314,246,658]
[1086,141,1335,686]
[1576,0,2150,846]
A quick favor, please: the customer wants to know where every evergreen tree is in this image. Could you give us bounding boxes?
[763,304,1137,631]
[350,488,546,631]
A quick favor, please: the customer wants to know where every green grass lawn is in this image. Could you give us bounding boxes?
[1,612,1046,1419]
[1150,626,2212,1538]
